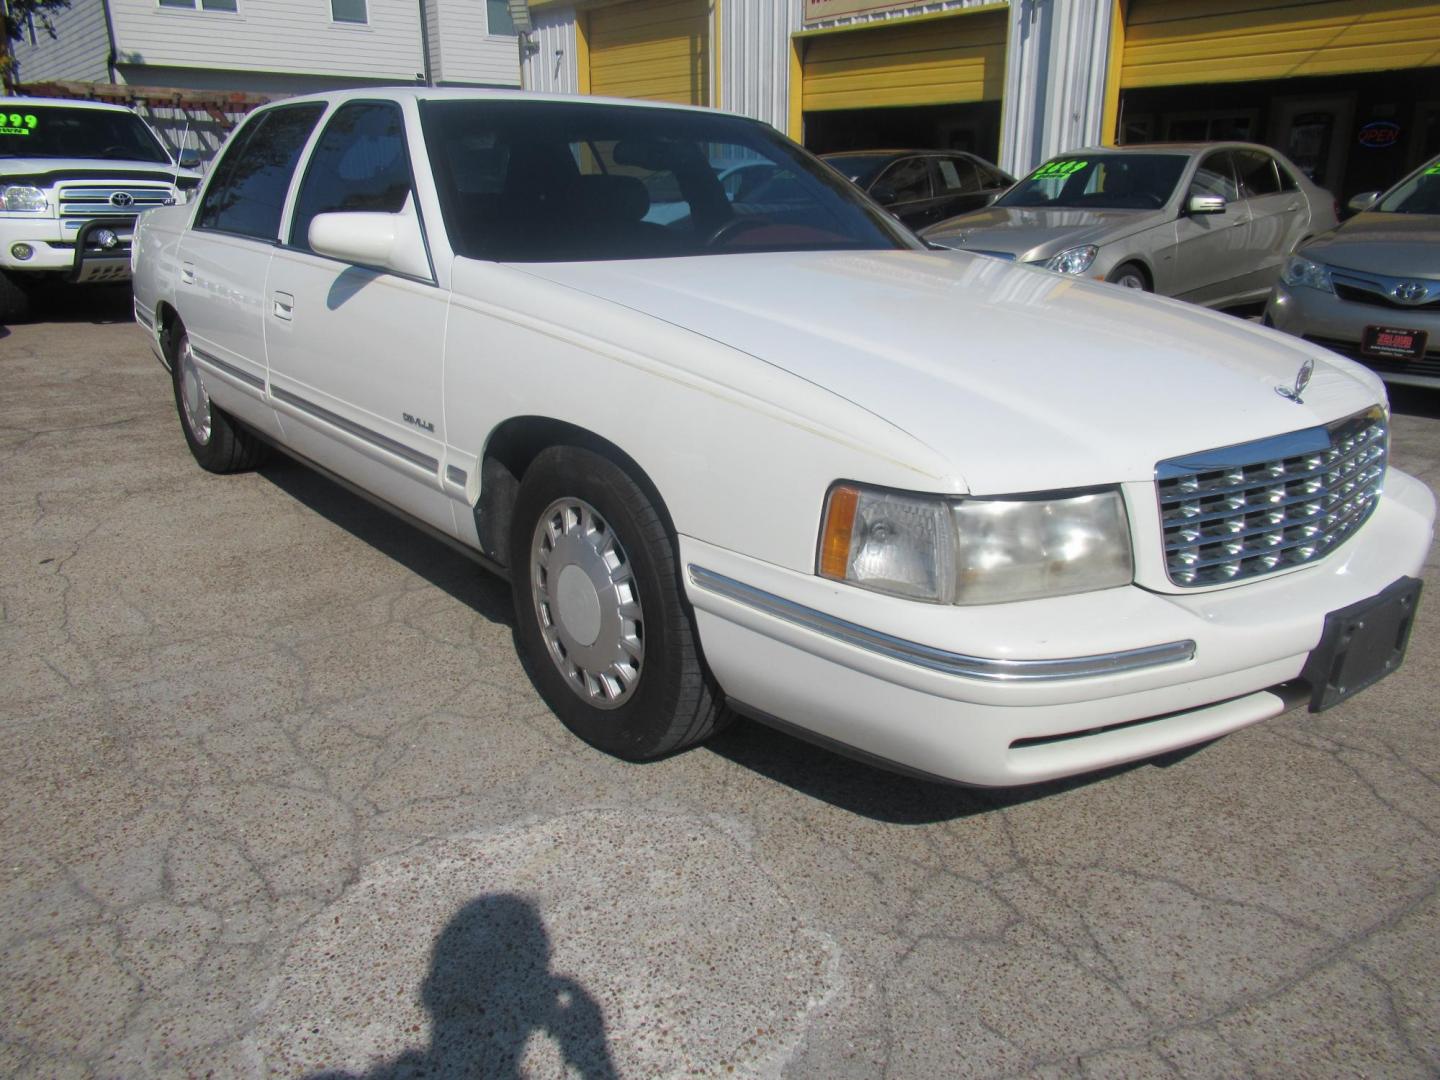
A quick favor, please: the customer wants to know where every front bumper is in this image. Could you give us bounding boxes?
[682,468,1435,786]
[1267,282,1440,389]
[0,215,134,281]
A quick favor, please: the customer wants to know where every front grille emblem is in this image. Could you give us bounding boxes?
[1391,281,1429,304]
[1276,358,1314,404]
[109,192,134,208]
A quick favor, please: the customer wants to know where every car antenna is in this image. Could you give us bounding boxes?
[173,118,191,190]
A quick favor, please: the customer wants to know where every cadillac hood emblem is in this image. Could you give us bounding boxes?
[1276,358,1315,404]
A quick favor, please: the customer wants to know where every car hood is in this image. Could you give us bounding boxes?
[920,206,1164,261]
[1303,212,1440,277]
[515,250,1381,494]
[0,156,196,180]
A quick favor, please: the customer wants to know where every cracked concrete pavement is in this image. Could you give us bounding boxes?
[2,287,1438,1078]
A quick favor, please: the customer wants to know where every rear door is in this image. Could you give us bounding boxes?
[1171,149,1253,304]
[928,154,991,223]
[871,156,934,229]
[176,103,325,437]
[1233,148,1308,297]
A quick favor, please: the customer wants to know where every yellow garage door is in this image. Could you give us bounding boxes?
[801,10,1007,112]
[587,0,710,106]
[1121,0,1440,88]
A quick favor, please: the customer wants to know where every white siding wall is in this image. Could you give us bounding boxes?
[423,0,444,82]
[107,0,426,83]
[719,0,790,130]
[520,7,579,95]
[430,0,522,85]
[11,0,113,85]
[1000,0,1113,175]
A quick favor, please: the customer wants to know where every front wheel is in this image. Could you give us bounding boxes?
[510,445,729,760]
[1107,261,1150,291]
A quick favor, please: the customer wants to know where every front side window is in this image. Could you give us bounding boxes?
[0,105,170,162]
[290,102,414,251]
[1190,151,1239,202]
[1377,157,1440,214]
[998,154,1187,210]
[331,0,367,23]
[420,100,912,262]
[874,157,931,203]
[197,104,325,240]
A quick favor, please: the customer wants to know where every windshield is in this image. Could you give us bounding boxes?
[419,100,914,262]
[0,105,171,163]
[1375,158,1440,214]
[821,154,891,187]
[996,154,1188,210]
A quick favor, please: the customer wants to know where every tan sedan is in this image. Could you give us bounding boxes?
[923,142,1336,309]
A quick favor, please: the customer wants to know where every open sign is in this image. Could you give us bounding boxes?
[1358,121,1401,149]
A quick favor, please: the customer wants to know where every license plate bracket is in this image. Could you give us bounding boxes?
[1361,324,1427,360]
[1301,577,1423,712]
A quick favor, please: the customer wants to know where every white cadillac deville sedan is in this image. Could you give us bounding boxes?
[132,89,1435,787]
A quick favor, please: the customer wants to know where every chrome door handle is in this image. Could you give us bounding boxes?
[273,292,294,321]
[180,263,195,285]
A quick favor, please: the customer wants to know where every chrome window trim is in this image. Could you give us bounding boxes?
[270,385,439,472]
[687,564,1195,682]
[191,344,265,391]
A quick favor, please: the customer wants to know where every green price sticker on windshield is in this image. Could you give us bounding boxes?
[1426,162,1440,175]
[1031,159,1087,181]
[0,113,38,136]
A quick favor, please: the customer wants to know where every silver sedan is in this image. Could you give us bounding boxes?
[922,143,1336,309]
[1265,155,1440,390]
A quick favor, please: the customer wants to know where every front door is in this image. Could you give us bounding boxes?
[262,100,454,535]
[1171,150,1252,305]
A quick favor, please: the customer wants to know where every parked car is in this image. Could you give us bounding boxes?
[923,143,1336,309]
[821,149,1014,230]
[1264,155,1440,390]
[0,97,201,321]
[132,90,1434,787]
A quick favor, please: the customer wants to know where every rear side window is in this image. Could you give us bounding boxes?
[289,101,414,251]
[197,104,325,240]
[1191,151,1239,202]
[1234,150,1281,197]
[933,155,981,193]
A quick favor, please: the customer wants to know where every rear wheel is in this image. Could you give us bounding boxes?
[1107,261,1150,291]
[171,328,266,473]
[510,445,729,760]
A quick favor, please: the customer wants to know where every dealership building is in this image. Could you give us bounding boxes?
[523,0,1440,199]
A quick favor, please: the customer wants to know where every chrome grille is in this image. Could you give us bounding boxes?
[1156,407,1387,587]
[57,183,173,222]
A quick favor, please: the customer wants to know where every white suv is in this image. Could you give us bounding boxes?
[0,97,200,321]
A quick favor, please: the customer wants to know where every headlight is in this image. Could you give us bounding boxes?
[819,484,1133,604]
[1280,254,1333,293]
[1044,245,1098,275]
[2,185,48,213]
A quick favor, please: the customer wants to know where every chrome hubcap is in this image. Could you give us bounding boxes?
[531,497,644,709]
[1116,273,1146,290]
[178,336,212,445]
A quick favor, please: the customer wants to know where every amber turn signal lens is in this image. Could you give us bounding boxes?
[818,485,860,580]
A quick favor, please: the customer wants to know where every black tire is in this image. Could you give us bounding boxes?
[170,327,266,473]
[1107,261,1150,291]
[510,445,729,761]
[0,270,33,323]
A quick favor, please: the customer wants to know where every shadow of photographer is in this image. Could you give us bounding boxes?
[309,892,618,1080]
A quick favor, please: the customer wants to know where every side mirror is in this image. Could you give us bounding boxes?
[870,185,899,206]
[309,197,430,279]
[1187,193,1227,215]
[177,149,202,170]
[1347,190,1381,213]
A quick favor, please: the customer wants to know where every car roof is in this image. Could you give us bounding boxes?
[3,96,140,114]
[1055,142,1283,156]
[255,85,726,118]
[820,149,979,159]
